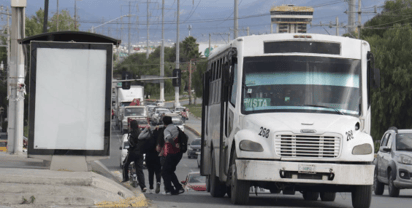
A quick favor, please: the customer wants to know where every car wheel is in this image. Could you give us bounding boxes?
[388,170,400,197]
[230,151,250,205]
[320,192,336,201]
[302,191,319,201]
[373,169,384,195]
[351,185,372,208]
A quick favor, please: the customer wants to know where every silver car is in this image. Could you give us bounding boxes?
[374,127,412,197]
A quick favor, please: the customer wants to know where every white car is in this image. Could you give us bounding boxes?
[119,134,146,169]
[119,134,129,168]
[152,108,171,124]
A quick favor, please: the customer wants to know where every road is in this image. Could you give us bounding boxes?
[102,121,412,208]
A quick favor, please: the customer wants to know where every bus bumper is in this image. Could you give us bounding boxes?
[235,160,374,185]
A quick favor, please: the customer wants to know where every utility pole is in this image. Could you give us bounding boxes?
[6,7,10,73]
[358,0,361,39]
[146,0,149,59]
[43,0,49,33]
[336,17,339,36]
[234,0,238,39]
[160,0,165,102]
[347,0,356,34]
[56,0,59,31]
[208,33,211,57]
[188,59,192,105]
[247,27,249,36]
[175,0,180,107]
[74,0,77,30]
[128,1,131,55]
[8,0,26,155]
[188,25,192,36]
[270,24,273,33]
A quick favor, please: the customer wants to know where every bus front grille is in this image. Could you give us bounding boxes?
[275,134,341,158]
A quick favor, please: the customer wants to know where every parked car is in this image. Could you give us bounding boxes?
[188,138,201,159]
[119,134,146,169]
[181,172,206,192]
[374,127,412,197]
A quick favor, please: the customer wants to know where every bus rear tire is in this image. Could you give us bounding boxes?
[210,149,226,197]
[230,152,250,205]
[302,191,319,201]
[351,185,372,208]
[320,192,336,201]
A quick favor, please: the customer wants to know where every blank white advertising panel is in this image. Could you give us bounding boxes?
[34,48,107,150]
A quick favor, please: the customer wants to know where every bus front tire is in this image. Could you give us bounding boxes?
[210,149,226,197]
[230,152,250,205]
[302,191,319,201]
[351,185,372,208]
[320,192,336,201]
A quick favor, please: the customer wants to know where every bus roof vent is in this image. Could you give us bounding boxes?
[264,41,341,55]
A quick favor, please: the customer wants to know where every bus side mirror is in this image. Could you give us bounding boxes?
[373,68,380,89]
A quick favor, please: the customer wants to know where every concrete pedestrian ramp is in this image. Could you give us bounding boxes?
[0,154,149,207]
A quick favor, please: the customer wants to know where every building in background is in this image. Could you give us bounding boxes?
[270,4,314,33]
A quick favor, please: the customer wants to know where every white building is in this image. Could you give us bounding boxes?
[271,5,314,33]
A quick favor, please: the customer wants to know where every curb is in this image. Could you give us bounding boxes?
[91,161,150,208]
[185,125,201,137]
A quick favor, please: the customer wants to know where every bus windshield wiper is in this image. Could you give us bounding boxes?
[302,104,344,115]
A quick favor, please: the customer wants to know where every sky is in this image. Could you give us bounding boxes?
[0,0,386,46]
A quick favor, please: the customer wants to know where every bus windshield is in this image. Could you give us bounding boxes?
[242,56,361,116]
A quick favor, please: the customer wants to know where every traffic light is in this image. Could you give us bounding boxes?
[122,71,132,90]
[172,69,181,87]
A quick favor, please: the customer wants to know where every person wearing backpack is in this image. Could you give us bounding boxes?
[144,124,162,194]
[161,116,184,195]
[122,120,149,193]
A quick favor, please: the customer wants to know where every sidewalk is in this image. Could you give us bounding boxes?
[0,152,149,208]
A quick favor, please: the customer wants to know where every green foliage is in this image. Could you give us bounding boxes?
[115,36,203,98]
[365,23,412,141]
[25,8,78,37]
[192,60,207,98]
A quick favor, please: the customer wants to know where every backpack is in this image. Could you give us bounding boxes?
[177,127,188,153]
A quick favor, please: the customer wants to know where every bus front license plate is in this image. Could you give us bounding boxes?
[298,164,316,174]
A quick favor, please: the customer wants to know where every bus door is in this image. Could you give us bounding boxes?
[200,70,211,176]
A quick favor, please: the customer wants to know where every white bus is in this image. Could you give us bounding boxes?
[200,33,380,208]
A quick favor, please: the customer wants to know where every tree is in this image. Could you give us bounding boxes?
[26,8,78,37]
[365,24,412,142]
[181,36,201,104]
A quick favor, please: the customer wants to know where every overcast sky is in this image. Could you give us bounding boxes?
[0,0,386,45]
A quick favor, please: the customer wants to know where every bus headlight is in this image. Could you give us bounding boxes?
[239,140,263,152]
[352,143,372,155]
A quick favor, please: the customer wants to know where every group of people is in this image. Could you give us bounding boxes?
[122,116,185,195]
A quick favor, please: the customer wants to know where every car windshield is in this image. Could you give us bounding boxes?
[123,141,129,149]
[173,119,183,125]
[191,139,201,145]
[176,107,185,111]
[188,174,206,183]
[396,133,412,151]
[121,102,132,107]
[125,108,145,116]
[136,120,148,125]
[157,110,169,114]
[242,56,361,116]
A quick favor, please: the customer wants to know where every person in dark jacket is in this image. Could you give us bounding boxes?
[145,126,162,194]
[122,120,147,192]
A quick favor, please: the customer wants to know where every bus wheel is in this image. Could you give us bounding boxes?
[302,191,319,201]
[351,185,372,208]
[210,149,226,197]
[230,152,250,205]
[320,192,336,201]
